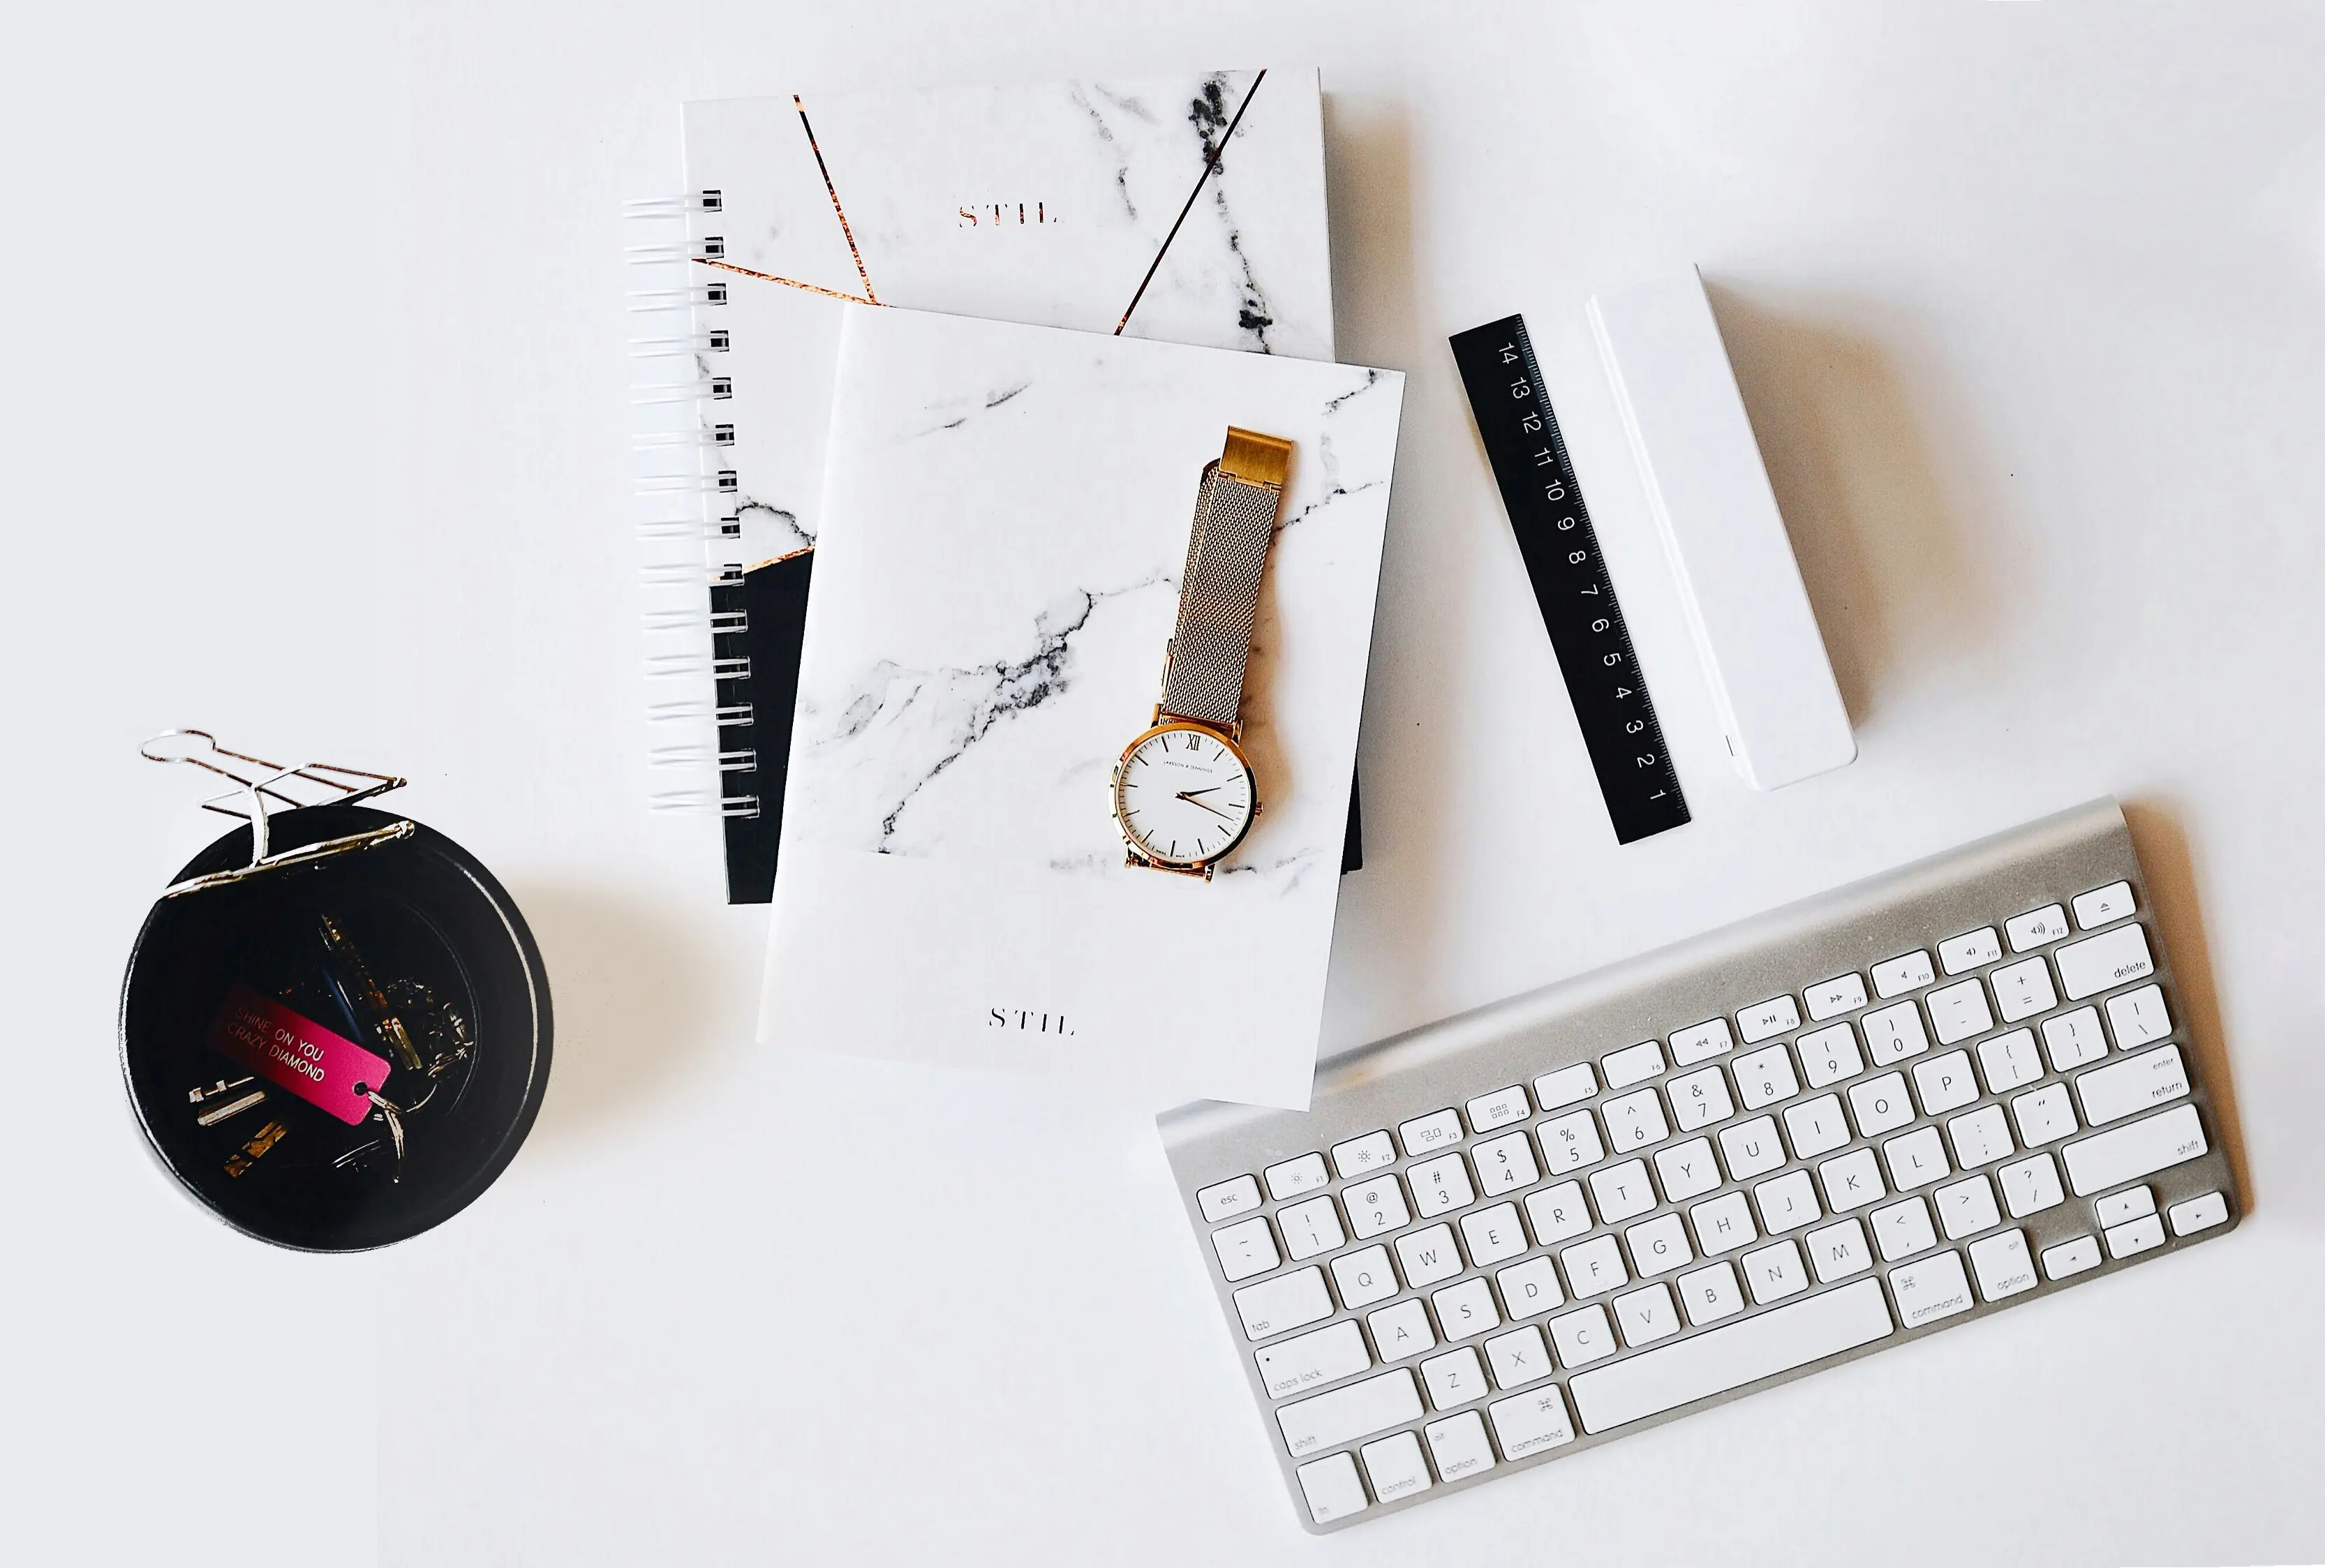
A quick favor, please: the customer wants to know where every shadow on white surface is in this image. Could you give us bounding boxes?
[1707,284,1999,731]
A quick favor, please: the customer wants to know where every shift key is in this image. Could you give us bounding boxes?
[1277,1369,1424,1457]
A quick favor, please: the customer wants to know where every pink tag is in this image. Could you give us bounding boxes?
[208,985,393,1126]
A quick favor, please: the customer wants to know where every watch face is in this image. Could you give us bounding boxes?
[1113,724,1256,868]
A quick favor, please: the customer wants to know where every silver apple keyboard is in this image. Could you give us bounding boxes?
[1159,798,2239,1532]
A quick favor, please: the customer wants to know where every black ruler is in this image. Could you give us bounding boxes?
[1451,313,1690,844]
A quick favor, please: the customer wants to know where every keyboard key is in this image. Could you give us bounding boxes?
[1977,1029,2043,1093]
[1471,1130,1540,1196]
[1464,1084,1531,1133]
[1732,1045,1799,1110]
[1670,1019,1735,1066]
[1690,1191,1760,1255]
[1947,1104,2014,1170]
[1871,950,1935,998]
[1345,1176,1411,1239]
[1432,1278,1501,1341]
[2077,1045,2190,1127]
[1602,1040,1666,1088]
[2011,1083,2079,1147]
[1459,1203,1529,1268]
[1848,1073,1914,1137]
[1561,1234,1628,1297]
[1296,1451,1369,1525]
[1395,1224,1464,1287]
[1214,1216,1280,1281]
[1483,1325,1552,1391]
[1359,1429,1432,1503]
[1601,1089,1669,1153]
[2072,880,2135,929]
[2093,1185,2155,1227]
[1567,1277,1894,1433]
[2042,1234,2102,1279]
[1742,1239,1809,1303]
[1654,1137,1723,1202]
[2106,985,2172,1050]
[2104,1214,2166,1259]
[1889,1248,1976,1327]
[1256,1320,1372,1399]
[1399,1108,1464,1156]
[1423,1409,1495,1480]
[1912,1050,1979,1117]
[1279,1195,1346,1260]
[1547,1304,1617,1367]
[1332,1246,1399,1309]
[2005,904,2071,952]
[1805,972,1869,1021]
[1589,1159,1657,1223]
[1719,1116,1787,1181]
[2061,1103,2206,1195]
[1487,1385,1577,1458]
[1614,1281,1683,1345]
[1870,1196,1938,1262]
[1536,1110,1605,1175]
[1818,1147,1886,1212]
[1805,1217,1873,1282]
[2168,1191,2229,1236]
[2055,923,2154,1001]
[1368,1299,1436,1361]
[1264,1153,1330,1202]
[1968,1229,2037,1301]
[1523,1181,1592,1246]
[1989,957,2058,1023]
[1331,1130,1396,1179]
[1754,1170,1822,1233]
[1533,1062,1597,1112]
[1495,1256,1565,1318]
[1996,1152,2065,1218]
[1738,994,1800,1043]
[1409,1152,1476,1217]
[1862,1001,1930,1066]
[1625,1212,1693,1275]
[1926,979,1993,1045]
[2042,1008,2108,1073]
[1939,927,2002,974]
[1279,1368,1425,1456]
[1785,1094,1852,1160]
[1934,1173,2000,1239]
[1198,1174,1261,1223]
[1235,1266,1333,1339]
[1884,1126,1952,1191]
[1797,1022,1864,1088]
[1676,1260,1745,1324]
[1666,1066,1735,1131]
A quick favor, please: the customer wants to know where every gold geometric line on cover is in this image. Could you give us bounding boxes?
[690,255,873,306]
[1114,68,1268,337]
[794,94,881,306]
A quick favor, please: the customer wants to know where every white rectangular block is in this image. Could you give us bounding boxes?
[1589,264,1855,791]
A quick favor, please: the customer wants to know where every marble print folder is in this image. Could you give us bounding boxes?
[762,306,1404,1110]
[655,70,1337,902]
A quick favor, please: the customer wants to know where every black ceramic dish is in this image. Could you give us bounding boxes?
[120,804,551,1250]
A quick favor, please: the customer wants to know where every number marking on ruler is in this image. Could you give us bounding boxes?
[1450,313,1690,844]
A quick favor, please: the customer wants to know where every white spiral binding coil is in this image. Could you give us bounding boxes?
[628,188,755,821]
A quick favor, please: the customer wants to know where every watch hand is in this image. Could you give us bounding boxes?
[1178,791,1237,821]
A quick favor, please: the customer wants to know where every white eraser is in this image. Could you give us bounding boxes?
[1588,265,1855,791]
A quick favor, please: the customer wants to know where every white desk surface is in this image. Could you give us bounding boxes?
[8,3,2323,1563]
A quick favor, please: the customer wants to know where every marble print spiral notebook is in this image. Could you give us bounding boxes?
[652,70,1337,902]
[761,306,1404,1110]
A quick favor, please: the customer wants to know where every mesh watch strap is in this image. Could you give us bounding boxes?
[1158,429,1291,728]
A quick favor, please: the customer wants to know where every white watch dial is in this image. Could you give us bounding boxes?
[1114,726,1255,867]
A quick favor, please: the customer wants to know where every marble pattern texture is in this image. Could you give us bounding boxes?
[763,307,1402,1110]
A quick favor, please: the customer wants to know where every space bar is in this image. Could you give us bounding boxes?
[1568,1278,1894,1433]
